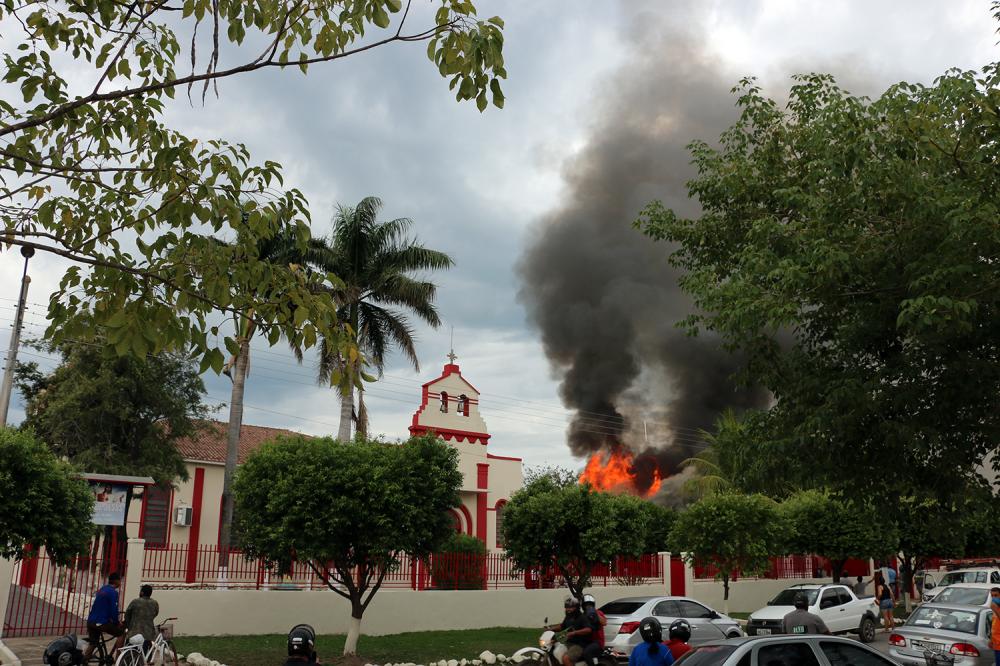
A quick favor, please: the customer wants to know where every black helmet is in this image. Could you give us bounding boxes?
[287,624,316,658]
[668,619,691,642]
[639,616,663,644]
[43,635,81,666]
[564,596,581,611]
[793,593,809,610]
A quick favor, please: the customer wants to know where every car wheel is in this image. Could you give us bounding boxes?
[858,616,876,643]
[726,630,742,639]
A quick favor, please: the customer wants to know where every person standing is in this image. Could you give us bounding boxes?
[876,572,894,633]
[782,594,830,635]
[854,575,868,597]
[123,585,159,650]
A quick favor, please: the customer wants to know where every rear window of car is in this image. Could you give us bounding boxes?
[906,607,980,634]
[935,587,989,606]
[941,571,989,585]
[769,589,819,606]
[675,645,738,666]
[600,602,645,615]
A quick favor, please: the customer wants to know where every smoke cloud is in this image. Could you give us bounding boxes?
[518,3,769,492]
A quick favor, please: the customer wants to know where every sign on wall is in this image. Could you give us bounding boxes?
[89,481,128,525]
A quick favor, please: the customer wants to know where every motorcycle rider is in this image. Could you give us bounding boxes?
[546,597,594,666]
[664,620,692,660]
[628,617,674,666]
[581,594,606,665]
[284,624,319,665]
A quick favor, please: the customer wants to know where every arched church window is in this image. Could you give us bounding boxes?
[439,391,449,412]
[495,500,507,548]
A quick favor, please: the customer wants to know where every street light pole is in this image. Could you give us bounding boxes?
[0,246,35,427]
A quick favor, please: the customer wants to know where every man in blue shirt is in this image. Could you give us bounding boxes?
[83,572,125,662]
[628,617,674,666]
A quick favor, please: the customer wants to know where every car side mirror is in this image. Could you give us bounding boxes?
[709,610,721,619]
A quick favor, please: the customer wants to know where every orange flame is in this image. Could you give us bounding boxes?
[578,446,662,498]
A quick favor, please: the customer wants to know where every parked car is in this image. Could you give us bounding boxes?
[600,596,742,660]
[927,584,994,608]
[746,583,880,642]
[672,635,900,666]
[920,569,1000,602]
[888,603,994,666]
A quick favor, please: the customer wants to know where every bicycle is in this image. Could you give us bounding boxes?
[113,618,179,666]
[84,629,118,666]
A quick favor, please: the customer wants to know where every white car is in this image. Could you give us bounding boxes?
[920,569,1000,602]
[925,583,995,608]
[746,583,881,643]
[600,596,743,660]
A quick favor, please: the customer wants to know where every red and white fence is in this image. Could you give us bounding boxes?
[693,555,872,581]
[140,544,665,591]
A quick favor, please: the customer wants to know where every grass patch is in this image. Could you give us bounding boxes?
[175,627,539,666]
[727,612,751,621]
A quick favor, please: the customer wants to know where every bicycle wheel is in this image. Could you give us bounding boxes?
[164,640,179,666]
[114,647,143,666]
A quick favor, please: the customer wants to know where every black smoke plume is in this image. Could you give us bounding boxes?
[518,5,769,493]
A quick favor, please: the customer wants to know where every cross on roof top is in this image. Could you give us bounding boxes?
[447,349,458,364]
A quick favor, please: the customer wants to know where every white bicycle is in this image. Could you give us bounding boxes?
[113,617,179,666]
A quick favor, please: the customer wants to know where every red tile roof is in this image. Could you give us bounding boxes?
[175,420,304,464]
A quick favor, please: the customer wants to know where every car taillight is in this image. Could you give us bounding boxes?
[889,634,906,647]
[619,621,640,634]
[950,643,980,657]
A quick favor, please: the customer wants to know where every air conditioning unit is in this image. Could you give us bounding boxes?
[174,506,193,527]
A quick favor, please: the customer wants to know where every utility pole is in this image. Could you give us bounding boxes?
[0,246,35,427]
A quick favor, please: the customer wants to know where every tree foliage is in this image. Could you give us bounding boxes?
[431,532,486,590]
[670,493,788,605]
[15,343,210,485]
[780,490,895,581]
[638,66,1000,503]
[233,433,461,655]
[500,477,656,601]
[0,0,505,370]
[0,428,93,565]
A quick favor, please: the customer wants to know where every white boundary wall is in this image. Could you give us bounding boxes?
[154,584,666,636]
[689,577,830,613]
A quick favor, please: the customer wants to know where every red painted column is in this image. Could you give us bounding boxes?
[185,468,205,584]
[476,464,489,545]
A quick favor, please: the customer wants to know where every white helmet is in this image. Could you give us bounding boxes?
[583,594,596,607]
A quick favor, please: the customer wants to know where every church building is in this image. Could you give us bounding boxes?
[408,354,523,549]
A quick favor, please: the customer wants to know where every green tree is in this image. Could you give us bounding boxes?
[637,64,1000,504]
[523,464,580,488]
[669,493,788,613]
[15,344,209,487]
[233,434,461,655]
[892,494,969,610]
[0,428,93,565]
[780,490,894,582]
[314,196,454,441]
[500,477,649,601]
[431,532,487,590]
[0,1,505,372]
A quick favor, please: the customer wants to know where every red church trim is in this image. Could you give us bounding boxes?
[409,426,491,445]
[487,452,523,462]
[456,503,474,536]
[476,463,489,490]
[476,493,487,543]
[421,363,481,394]
[185,467,205,584]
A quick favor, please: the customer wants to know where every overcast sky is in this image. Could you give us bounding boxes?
[1,1,997,471]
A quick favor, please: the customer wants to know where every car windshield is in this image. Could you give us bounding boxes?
[675,645,738,666]
[769,589,819,606]
[906,607,980,634]
[600,602,645,616]
[940,572,988,585]
[935,588,989,606]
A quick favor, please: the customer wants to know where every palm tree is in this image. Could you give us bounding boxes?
[316,196,453,441]
[218,224,335,570]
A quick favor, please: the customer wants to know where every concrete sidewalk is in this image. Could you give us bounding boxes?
[2,636,55,665]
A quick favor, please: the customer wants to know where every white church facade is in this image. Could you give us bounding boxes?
[408,357,523,548]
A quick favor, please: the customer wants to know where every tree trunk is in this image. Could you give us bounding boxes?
[901,554,915,613]
[355,387,368,439]
[338,385,354,442]
[722,573,730,615]
[832,559,846,583]
[219,334,251,571]
[344,609,363,655]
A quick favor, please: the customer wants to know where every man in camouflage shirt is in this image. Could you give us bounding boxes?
[124,585,160,648]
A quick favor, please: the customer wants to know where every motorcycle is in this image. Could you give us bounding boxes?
[512,618,617,666]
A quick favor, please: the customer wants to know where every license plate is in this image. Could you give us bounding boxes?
[912,641,944,652]
[756,629,772,635]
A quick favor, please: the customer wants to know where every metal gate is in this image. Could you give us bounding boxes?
[4,545,127,638]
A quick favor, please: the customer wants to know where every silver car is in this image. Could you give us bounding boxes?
[600,596,742,660]
[889,603,994,666]
[675,635,900,666]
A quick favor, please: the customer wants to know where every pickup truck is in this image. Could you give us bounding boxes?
[746,583,881,643]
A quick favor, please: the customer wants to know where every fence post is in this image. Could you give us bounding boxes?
[682,552,695,594]
[0,555,15,640]
[123,538,145,604]
[660,552,670,594]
